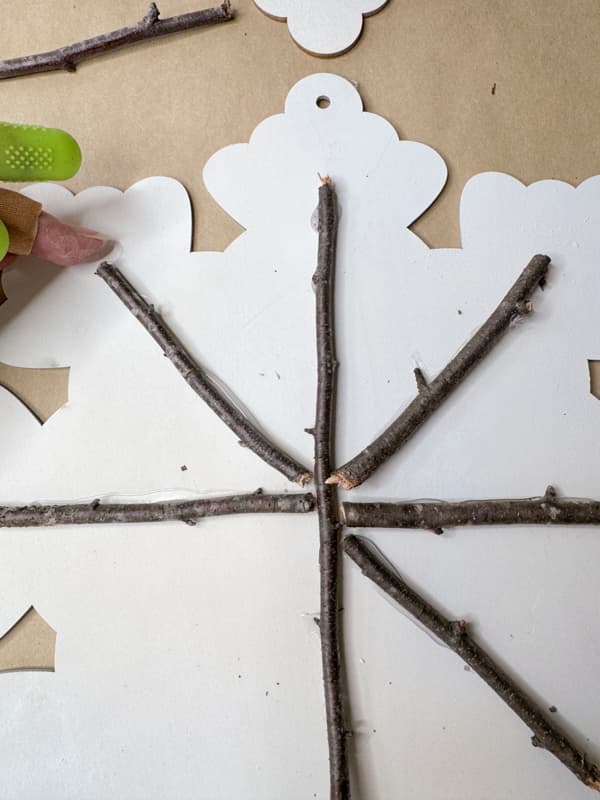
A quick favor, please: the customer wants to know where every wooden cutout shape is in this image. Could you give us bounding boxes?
[254,0,390,56]
[0,606,56,672]
[2,75,600,799]
[0,362,69,422]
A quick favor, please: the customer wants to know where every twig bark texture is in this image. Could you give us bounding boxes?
[0,491,314,527]
[329,254,550,490]
[312,180,350,800]
[96,262,310,486]
[342,486,600,533]
[0,3,234,80]
[344,534,600,792]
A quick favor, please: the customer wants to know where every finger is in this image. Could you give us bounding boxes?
[0,253,17,270]
[30,211,113,266]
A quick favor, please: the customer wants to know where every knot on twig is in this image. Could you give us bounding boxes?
[449,619,467,643]
[544,485,557,502]
[143,3,160,27]
[531,735,543,749]
[431,527,444,536]
[91,498,101,510]
[63,59,77,73]
[516,300,533,315]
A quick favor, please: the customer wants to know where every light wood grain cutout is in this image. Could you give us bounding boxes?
[0,273,70,422]
[0,607,56,672]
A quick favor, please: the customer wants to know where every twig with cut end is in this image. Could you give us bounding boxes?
[0,491,315,527]
[96,263,311,486]
[0,3,234,80]
[311,179,351,799]
[328,254,550,490]
[342,485,600,533]
[343,534,600,793]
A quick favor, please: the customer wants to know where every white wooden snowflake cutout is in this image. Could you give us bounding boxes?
[253,0,390,55]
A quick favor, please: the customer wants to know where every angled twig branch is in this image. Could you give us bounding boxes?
[0,490,315,527]
[0,2,234,80]
[96,263,311,486]
[343,485,600,533]
[311,179,350,799]
[344,534,600,793]
[328,254,550,490]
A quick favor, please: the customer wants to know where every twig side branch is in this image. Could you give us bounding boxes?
[342,486,600,533]
[343,534,600,792]
[96,263,311,486]
[0,491,315,528]
[328,254,550,490]
[0,3,234,80]
[312,180,351,799]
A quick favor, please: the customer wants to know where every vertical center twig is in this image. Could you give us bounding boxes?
[312,178,350,799]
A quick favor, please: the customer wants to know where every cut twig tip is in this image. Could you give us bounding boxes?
[326,470,357,490]
[296,471,313,488]
[319,174,332,186]
[585,776,600,792]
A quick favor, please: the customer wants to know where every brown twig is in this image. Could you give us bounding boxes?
[0,490,315,527]
[310,179,350,799]
[96,263,311,486]
[328,254,550,490]
[344,534,600,792]
[0,3,234,80]
[343,486,600,533]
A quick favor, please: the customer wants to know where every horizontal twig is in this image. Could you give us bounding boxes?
[342,486,600,533]
[0,2,234,80]
[343,534,600,793]
[328,254,550,490]
[0,490,315,527]
[97,263,311,486]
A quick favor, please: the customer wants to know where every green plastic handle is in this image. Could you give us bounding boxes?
[0,122,81,182]
[0,219,8,259]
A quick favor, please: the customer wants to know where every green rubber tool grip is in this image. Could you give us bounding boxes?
[0,219,8,260]
[0,122,81,181]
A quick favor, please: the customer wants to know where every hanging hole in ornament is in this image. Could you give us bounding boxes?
[316,96,331,109]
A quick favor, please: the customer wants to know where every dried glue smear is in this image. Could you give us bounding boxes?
[348,537,452,651]
[34,486,264,506]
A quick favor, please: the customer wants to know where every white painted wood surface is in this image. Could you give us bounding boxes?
[253,0,390,55]
[1,73,599,799]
